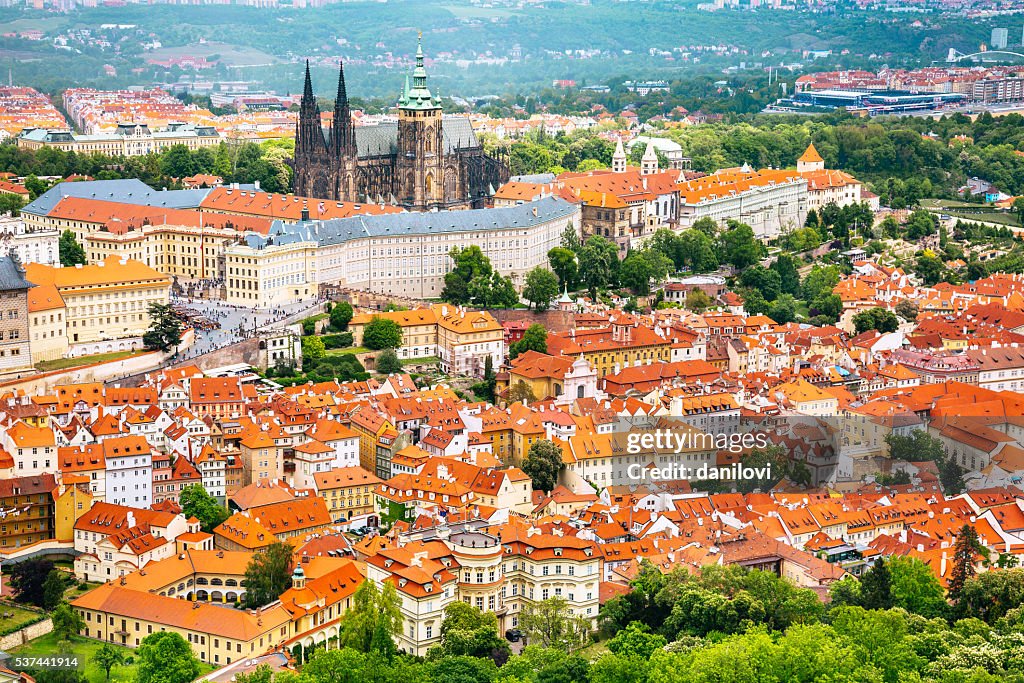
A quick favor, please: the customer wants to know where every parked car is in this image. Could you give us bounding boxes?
[505,629,522,642]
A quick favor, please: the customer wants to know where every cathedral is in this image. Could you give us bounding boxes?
[292,39,508,211]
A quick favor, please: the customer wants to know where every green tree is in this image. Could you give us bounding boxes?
[160,144,197,178]
[958,567,1024,624]
[578,236,619,298]
[802,265,842,302]
[677,229,719,273]
[0,192,25,217]
[42,569,69,611]
[895,298,919,322]
[339,580,401,655]
[740,265,782,301]
[330,301,353,331]
[859,558,893,611]
[889,556,946,618]
[443,245,494,305]
[302,335,326,364]
[91,643,125,683]
[915,251,945,286]
[949,524,981,603]
[523,266,559,310]
[507,380,537,405]
[770,254,801,297]
[375,348,402,374]
[142,302,184,353]
[852,307,899,334]
[9,558,58,607]
[24,174,48,200]
[885,429,944,461]
[548,247,578,289]
[509,324,547,360]
[606,621,666,660]
[178,483,229,533]
[685,288,713,313]
[718,220,765,270]
[522,439,563,493]
[136,632,201,683]
[243,541,293,608]
[619,249,672,296]
[1014,197,1024,226]
[362,316,403,350]
[520,596,590,652]
[426,656,496,683]
[51,602,84,642]
[432,601,510,664]
[58,230,86,267]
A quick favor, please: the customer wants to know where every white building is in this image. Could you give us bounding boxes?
[103,435,153,508]
[0,218,59,265]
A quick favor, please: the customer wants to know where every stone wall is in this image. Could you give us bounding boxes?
[0,615,52,651]
[490,309,576,334]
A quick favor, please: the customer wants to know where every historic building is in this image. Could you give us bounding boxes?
[292,39,508,211]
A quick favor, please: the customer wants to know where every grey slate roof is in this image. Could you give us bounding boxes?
[510,173,556,184]
[250,195,577,250]
[327,117,480,158]
[22,179,211,217]
[0,256,35,292]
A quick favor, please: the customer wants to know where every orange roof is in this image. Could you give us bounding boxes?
[25,256,170,291]
[199,187,403,221]
[26,282,64,312]
[45,196,271,235]
[799,143,824,163]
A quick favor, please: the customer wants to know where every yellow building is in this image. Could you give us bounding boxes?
[25,256,171,355]
[224,239,317,308]
[84,224,242,282]
[313,466,382,524]
[350,308,440,361]
[546,315,674,378]
[27,281,68,363]
[54,478,93,543]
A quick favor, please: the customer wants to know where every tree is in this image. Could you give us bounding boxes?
[1014,197,1024,226]
[24,175,48,199]
[301,335,326,364]
[160,144,197,178]
[8,558,56,607]
[92,643,125,683]
[243,541,293,608]
[619,249,672,296]
[58,230,86,267]
[509,323,547,360]
[178,483,229,533]
[0,192,25,217]
[859,558,893,611]
[136,632,201,683]
[143,302,184,353]
[770,254,801,297]
[433,601,510,664]
[802,265,842,302]
[375,348,402,374]
[520,596,590,651]
[677,229,718,273]
[339,580,401,655]
[885,429,944,462]
[522,439,563,493]
[523,266,559,310]
[915,251,945,286]
[427,656,497,683]
[443,245,495,305]
[606,622,667,660]
[895,298,919,322]
[718,220,765,270]
[578,236,619,298]
[904,210,936,241]
[852,307,899,334]
[957,568,1024,624]
[507,380,536,405]
[330,301,353,331]
[51,602,84,642]
[685,288,713,313]
[548,247,578,289]
[948,524,981,602]
[740,265,782,301]
[362,316,403,350]
[888,556,946,618]
[42,569,69,610]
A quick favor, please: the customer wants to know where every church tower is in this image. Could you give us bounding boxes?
[397,35,445,210]
[612,137,626,174]
[641,142,658,176]
[331,62,358,202]
[293,61,332,199]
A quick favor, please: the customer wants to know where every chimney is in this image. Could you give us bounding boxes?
[301,203,310,222]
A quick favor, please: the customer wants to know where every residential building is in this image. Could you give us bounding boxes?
[0,473,57,550]
[313,466,382,526]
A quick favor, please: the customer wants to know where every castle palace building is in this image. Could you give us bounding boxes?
[292,39,508,211]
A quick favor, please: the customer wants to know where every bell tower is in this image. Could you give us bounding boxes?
[397,34,444,210]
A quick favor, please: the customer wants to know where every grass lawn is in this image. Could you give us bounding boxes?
[402,356,440,366]
[36,350,143,373]
[324,346,368,356]
[0,603,45,634]
[64,581,103,601]
[578,639,610,662]
[11,633,135,683]
[12,632,214,683]
[921,199,1021,227]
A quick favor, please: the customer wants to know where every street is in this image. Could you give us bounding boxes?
[170,295,327,362]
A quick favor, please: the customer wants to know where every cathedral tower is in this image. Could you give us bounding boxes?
[396,35,445,210]
[331,62,358,202]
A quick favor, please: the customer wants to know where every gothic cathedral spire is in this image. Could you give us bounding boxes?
[332,61,355,156]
